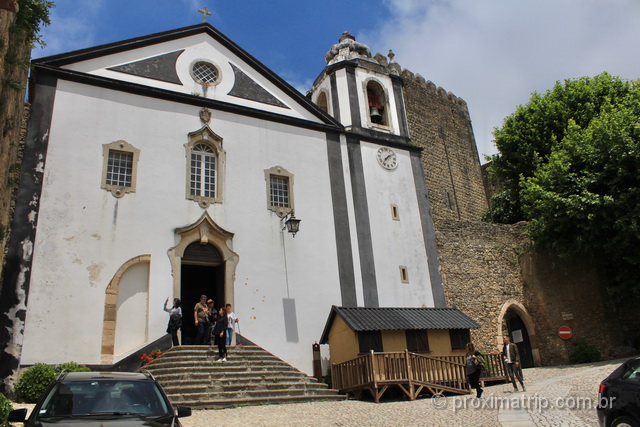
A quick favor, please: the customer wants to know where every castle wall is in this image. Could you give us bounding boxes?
[401,71,488,223]
[435,219,622,365]
[0,7,30,282]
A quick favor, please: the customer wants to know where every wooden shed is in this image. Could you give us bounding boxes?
[319,306,494,401]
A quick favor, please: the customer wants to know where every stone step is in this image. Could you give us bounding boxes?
[162,381,330,394]
[169,393,345,410]
[152,371,312,383]
[141,343,343,408]
[144,365,304,377]
[169,388,342,404]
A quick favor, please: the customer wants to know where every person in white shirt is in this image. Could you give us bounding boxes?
[225,304,239,346]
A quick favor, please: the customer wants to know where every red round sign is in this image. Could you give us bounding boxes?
[558,326,572,340]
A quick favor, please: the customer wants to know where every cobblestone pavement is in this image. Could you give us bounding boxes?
[180,359,628,427]
[9,358,633,426]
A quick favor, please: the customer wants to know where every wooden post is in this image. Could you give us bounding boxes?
[405,349,415,400]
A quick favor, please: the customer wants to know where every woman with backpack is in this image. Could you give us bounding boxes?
[465,342,484,398]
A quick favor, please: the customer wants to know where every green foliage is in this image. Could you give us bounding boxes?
[569,338,601,364]
[0,393,12,427]
[56,362,91,373]
[485,73,640,295]
[13,363,55,403]
[13,362,91,403]
[13,0,54,47]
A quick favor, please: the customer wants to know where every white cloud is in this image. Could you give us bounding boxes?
[366,0,640,159]
[32,1,105,59]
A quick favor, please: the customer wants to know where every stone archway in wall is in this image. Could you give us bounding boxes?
[497,301,542,367]
[101,255,151,364]
[168,211,239,327]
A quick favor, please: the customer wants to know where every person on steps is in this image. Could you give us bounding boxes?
[164,298,182,346]
[212,307,228,362]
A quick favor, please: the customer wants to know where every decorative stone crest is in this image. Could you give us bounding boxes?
[199,107,211,125]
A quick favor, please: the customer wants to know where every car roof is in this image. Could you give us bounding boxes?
[59,371,152,381]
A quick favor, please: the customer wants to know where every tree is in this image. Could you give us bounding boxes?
[485,73,640,295]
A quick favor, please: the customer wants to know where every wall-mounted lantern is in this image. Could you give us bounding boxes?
[282,211,301,237]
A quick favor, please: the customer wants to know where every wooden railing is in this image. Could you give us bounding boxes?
[332,351,506,402]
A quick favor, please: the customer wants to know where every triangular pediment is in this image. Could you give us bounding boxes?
[34,24,339,126]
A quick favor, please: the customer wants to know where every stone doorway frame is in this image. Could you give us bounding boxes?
[168,211,239,314]
[497,300,541,366]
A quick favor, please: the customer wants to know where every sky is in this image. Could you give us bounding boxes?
[32,0,640,161]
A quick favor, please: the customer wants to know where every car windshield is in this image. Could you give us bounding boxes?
[37,380,171,418]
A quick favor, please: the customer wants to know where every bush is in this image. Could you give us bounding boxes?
[13,361,91,403]
[13,363,56,403]
[56,362,91,373]
[569,338,601,364]
[0,393,12,427]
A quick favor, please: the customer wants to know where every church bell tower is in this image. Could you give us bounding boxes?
[309,31,410,141]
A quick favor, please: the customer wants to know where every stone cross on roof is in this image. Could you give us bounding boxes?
[198,7,212,23]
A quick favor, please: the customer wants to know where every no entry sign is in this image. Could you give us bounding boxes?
[558,326,572,340]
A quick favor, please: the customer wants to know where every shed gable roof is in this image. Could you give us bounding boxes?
[320,306,480,344]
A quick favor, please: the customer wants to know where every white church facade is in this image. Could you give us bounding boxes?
[1,24,445,375]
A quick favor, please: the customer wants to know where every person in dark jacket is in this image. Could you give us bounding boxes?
[163,298,182,346]
[503,336,526,391]
[465,342,484,398]
[212,307,228,361]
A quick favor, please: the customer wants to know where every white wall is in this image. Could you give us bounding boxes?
[114,263,149,355]
[21,80,343,373]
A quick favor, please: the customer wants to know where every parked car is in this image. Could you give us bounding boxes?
[597,356,640,427]
[8,370,191,426]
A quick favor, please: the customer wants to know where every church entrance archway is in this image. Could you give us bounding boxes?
[497,301,541,367]
[180,243,225,344]
[168,212,239,344]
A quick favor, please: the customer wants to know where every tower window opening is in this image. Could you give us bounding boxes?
[367,82,386,125]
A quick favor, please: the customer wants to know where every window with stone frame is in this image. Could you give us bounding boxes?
[101,140,140,198]
[406,330,430,352]
[449,329,471,351]
[185,126,224,208]
[264,166,294,216]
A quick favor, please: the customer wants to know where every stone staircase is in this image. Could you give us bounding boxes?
[141,345,344,409]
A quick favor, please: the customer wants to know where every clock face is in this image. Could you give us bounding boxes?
[376,147,398,170]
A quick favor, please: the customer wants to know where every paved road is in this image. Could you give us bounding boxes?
[182,358,629,427]
[10,358,631,426]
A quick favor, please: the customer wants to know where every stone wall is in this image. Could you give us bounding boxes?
[0,6,29,283]
[435,219,622,365]
[401,71,488,223]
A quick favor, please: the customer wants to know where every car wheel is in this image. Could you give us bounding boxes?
[611,416,640,427]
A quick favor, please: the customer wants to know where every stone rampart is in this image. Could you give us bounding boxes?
[401,70,488,223]
[0,7,30,283]
[435,219,622,365]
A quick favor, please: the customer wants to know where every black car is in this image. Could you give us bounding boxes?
[8,370,191,426]
[598,357,640,427]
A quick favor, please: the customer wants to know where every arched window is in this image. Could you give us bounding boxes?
[190,143,217,198]
[185,126,224,207]
[366,80,387,126]
[317,91,329,114]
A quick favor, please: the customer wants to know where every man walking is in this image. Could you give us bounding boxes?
[503,336,526,392]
